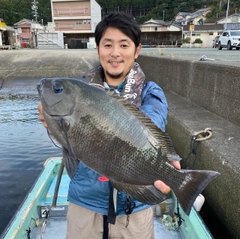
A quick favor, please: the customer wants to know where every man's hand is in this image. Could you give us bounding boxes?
[154,161,181,194]
[38,103,48,129]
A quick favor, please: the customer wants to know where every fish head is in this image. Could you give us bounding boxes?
[37,78,80,117]
[37,77,86,150]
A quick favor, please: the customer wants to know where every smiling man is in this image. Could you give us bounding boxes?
[97,27,141,86]
[38,12,180,239]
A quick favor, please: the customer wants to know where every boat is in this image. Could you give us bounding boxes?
[1,157,213,239]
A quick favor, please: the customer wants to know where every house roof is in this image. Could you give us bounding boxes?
[14,18,38,26]
[142,19,167,26]
[175,12,191,17]
[216,13,240,23]
[6,26,15,31]
[191,8,211,15]
[175,8,211,24]
[187,8,211,21]
[183,24,224,31]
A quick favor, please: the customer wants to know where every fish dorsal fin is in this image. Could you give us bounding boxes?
[107,91,181,161]
[126,104,181,161]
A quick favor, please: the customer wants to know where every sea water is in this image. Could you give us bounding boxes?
[0,97,61,234]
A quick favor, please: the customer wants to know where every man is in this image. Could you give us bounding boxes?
[38,12,180,239]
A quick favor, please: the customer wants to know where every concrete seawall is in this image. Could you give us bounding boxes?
[138,55,240,127]
[137,55,240,238]
[0,49,239,238]
[0,49,99,95]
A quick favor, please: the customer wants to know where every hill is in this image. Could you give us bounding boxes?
[0,0,238,26]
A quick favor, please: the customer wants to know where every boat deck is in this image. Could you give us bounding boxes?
[30,215,181,239]
[2,158,213,239]
[30,174,182,239]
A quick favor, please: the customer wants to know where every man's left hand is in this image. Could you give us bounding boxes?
[154,161,181,194]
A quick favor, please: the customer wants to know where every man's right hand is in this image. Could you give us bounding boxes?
[38,103,48,129]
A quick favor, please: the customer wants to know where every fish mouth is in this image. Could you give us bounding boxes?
[44,100,74,118]
[49,99,63,108]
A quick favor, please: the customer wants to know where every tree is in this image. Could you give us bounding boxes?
[1,0,240,26]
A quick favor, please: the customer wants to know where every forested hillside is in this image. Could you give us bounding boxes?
[0,0,51,25]
[0,0,240,26]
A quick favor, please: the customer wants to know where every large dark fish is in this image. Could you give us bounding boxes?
[37,78,219,215]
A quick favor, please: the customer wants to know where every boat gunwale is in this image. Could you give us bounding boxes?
[1,157,63,239]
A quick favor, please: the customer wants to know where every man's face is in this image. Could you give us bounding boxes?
[97,27,141,85]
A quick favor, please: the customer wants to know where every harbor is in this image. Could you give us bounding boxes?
[0,48,239,238]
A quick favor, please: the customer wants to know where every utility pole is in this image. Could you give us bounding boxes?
[217,0,222,18]
[32,0,39,22]
[31,0,39,48]
[225,0,230,30]
[219,0,222,10]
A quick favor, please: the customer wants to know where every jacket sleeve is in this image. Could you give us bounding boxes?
[140,81,168,132]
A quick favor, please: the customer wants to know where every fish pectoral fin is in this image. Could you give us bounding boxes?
[111,181,168,205]
[62,147,79,179]
[59,118,79,179]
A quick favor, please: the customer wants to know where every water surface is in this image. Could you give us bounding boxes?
[0,97,61,234]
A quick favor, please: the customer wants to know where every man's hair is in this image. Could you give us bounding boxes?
[95,12,141,48]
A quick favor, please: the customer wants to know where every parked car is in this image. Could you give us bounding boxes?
[218,30,240,50]
[212,36,220,48]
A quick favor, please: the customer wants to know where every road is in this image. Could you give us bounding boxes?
[140,47,240,66]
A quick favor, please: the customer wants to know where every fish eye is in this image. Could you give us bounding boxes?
[52,81,63,94]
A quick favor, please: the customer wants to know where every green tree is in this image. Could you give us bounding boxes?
[1,0,240,26]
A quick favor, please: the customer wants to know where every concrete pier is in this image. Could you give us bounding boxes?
[138,55,240,239]
[0,49,239,238]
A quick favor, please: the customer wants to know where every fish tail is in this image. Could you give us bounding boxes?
[173,170,219,215]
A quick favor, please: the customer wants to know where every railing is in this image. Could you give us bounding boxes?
[37,33,63,48]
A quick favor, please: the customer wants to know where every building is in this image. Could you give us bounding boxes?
[174,12,192,25]
[182,11,240,47]
[51,0,101,48]
[14,19,44,47]
[176,8,225,47]
[0,18,7,47]
[175,8,211,25]
[216,13,240,30]
[216,13,240,24]
[182,24,224,47]
[139,18,182,46]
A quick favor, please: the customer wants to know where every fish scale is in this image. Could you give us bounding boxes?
[38,77,220,215]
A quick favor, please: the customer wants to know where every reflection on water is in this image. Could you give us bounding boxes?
[0,97,62,234]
